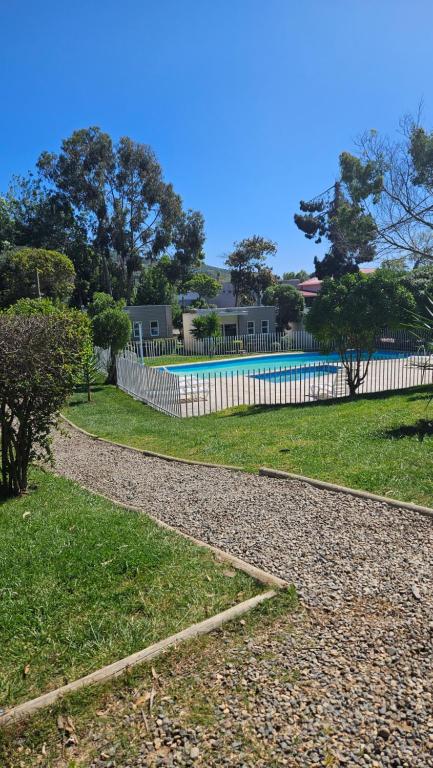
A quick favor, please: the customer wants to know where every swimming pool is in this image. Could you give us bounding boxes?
[162,350,409,378]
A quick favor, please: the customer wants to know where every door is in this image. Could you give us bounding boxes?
[223,323,237,337]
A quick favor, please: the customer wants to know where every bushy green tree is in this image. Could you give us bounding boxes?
[0,247,75,308]
[0,313,89,496]
[135,260,175,305]
[88,291,124,317]
[187,273,220,304]
[91,302,131,384]
[282,270,310,282]
[5,297,60,315]
[263,284,304,330]
[402,264,433,312]
[6,177,99,306]
[306,272,416,396]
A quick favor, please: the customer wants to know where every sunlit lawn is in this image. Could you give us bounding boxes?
[0,470,261,708]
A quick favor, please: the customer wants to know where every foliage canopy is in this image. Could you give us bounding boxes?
[306,272,415,395]
[0,313,89,496]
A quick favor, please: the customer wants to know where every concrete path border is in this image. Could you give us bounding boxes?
[60,415,244,472]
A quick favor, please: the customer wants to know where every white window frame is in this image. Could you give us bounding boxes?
[261,319,270,334]
[150,320,160,337]
[247,320,255,335]
[132,321,142,340]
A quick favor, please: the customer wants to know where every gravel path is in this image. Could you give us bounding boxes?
[52,426,433,767]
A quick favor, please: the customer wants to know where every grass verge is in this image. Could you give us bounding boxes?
[65,384,433,506]
[0,470,262,710]
[0,588,298,767]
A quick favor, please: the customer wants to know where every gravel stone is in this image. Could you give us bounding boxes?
[52,427,433,767]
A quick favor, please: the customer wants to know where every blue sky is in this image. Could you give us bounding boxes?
[1,0,433,274]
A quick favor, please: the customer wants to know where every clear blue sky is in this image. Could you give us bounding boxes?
[1,0,433,275]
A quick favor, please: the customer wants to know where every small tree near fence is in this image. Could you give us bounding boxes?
[0,313,89,497]
[89,292,131,383]
[306,272,416,396]
[190,311,221,340]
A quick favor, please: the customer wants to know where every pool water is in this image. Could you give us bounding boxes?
[162,350,408,378]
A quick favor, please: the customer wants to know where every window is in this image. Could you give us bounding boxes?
[133,321,142,340]
[247,320,255,335]
[261,319,270,334]
[223,323,237,337]
[150,320,159,337]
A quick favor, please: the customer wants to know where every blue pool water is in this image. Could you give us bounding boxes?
[162,350,409,378]
[253,364,341,383]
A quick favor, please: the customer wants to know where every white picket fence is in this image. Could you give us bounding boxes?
[131,330,321,359]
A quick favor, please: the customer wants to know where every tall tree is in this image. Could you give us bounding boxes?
[37,127,204,302]
[135,259,175,305]
[294,177,377,279]
[159,209,205,290]
[0,197,15,250]
[186,273,221,304]
[226,236,277,305]
[7,177,99,306]
[262,283,304,330]
[341,117,433,264]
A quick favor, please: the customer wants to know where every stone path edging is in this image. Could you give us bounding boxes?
[259,467,433,520]
[0,591,275,727]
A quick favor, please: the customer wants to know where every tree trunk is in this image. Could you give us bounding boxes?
[106,349,117,384]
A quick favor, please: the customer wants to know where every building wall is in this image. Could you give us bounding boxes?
[182,306,277,343]
[124,305,173,339]
[213,282,236,308]
[236,306,277,335]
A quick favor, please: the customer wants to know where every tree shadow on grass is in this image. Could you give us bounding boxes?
[381,419,433,442]
[405,392,432,403]
[221,385,433,419]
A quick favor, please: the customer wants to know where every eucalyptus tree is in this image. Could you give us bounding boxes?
[37,127,204,302]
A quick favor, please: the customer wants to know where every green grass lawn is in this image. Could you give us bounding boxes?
[0,470,261,709]
[65,384,433,506]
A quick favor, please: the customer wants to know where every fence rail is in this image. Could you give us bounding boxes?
[116,343,433,419]
[116,354,181,417]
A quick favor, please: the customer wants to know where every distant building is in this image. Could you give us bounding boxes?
[298,268,376,306]
[182,306,277,344]
[178,281,236,309]
[124,305,173,340]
